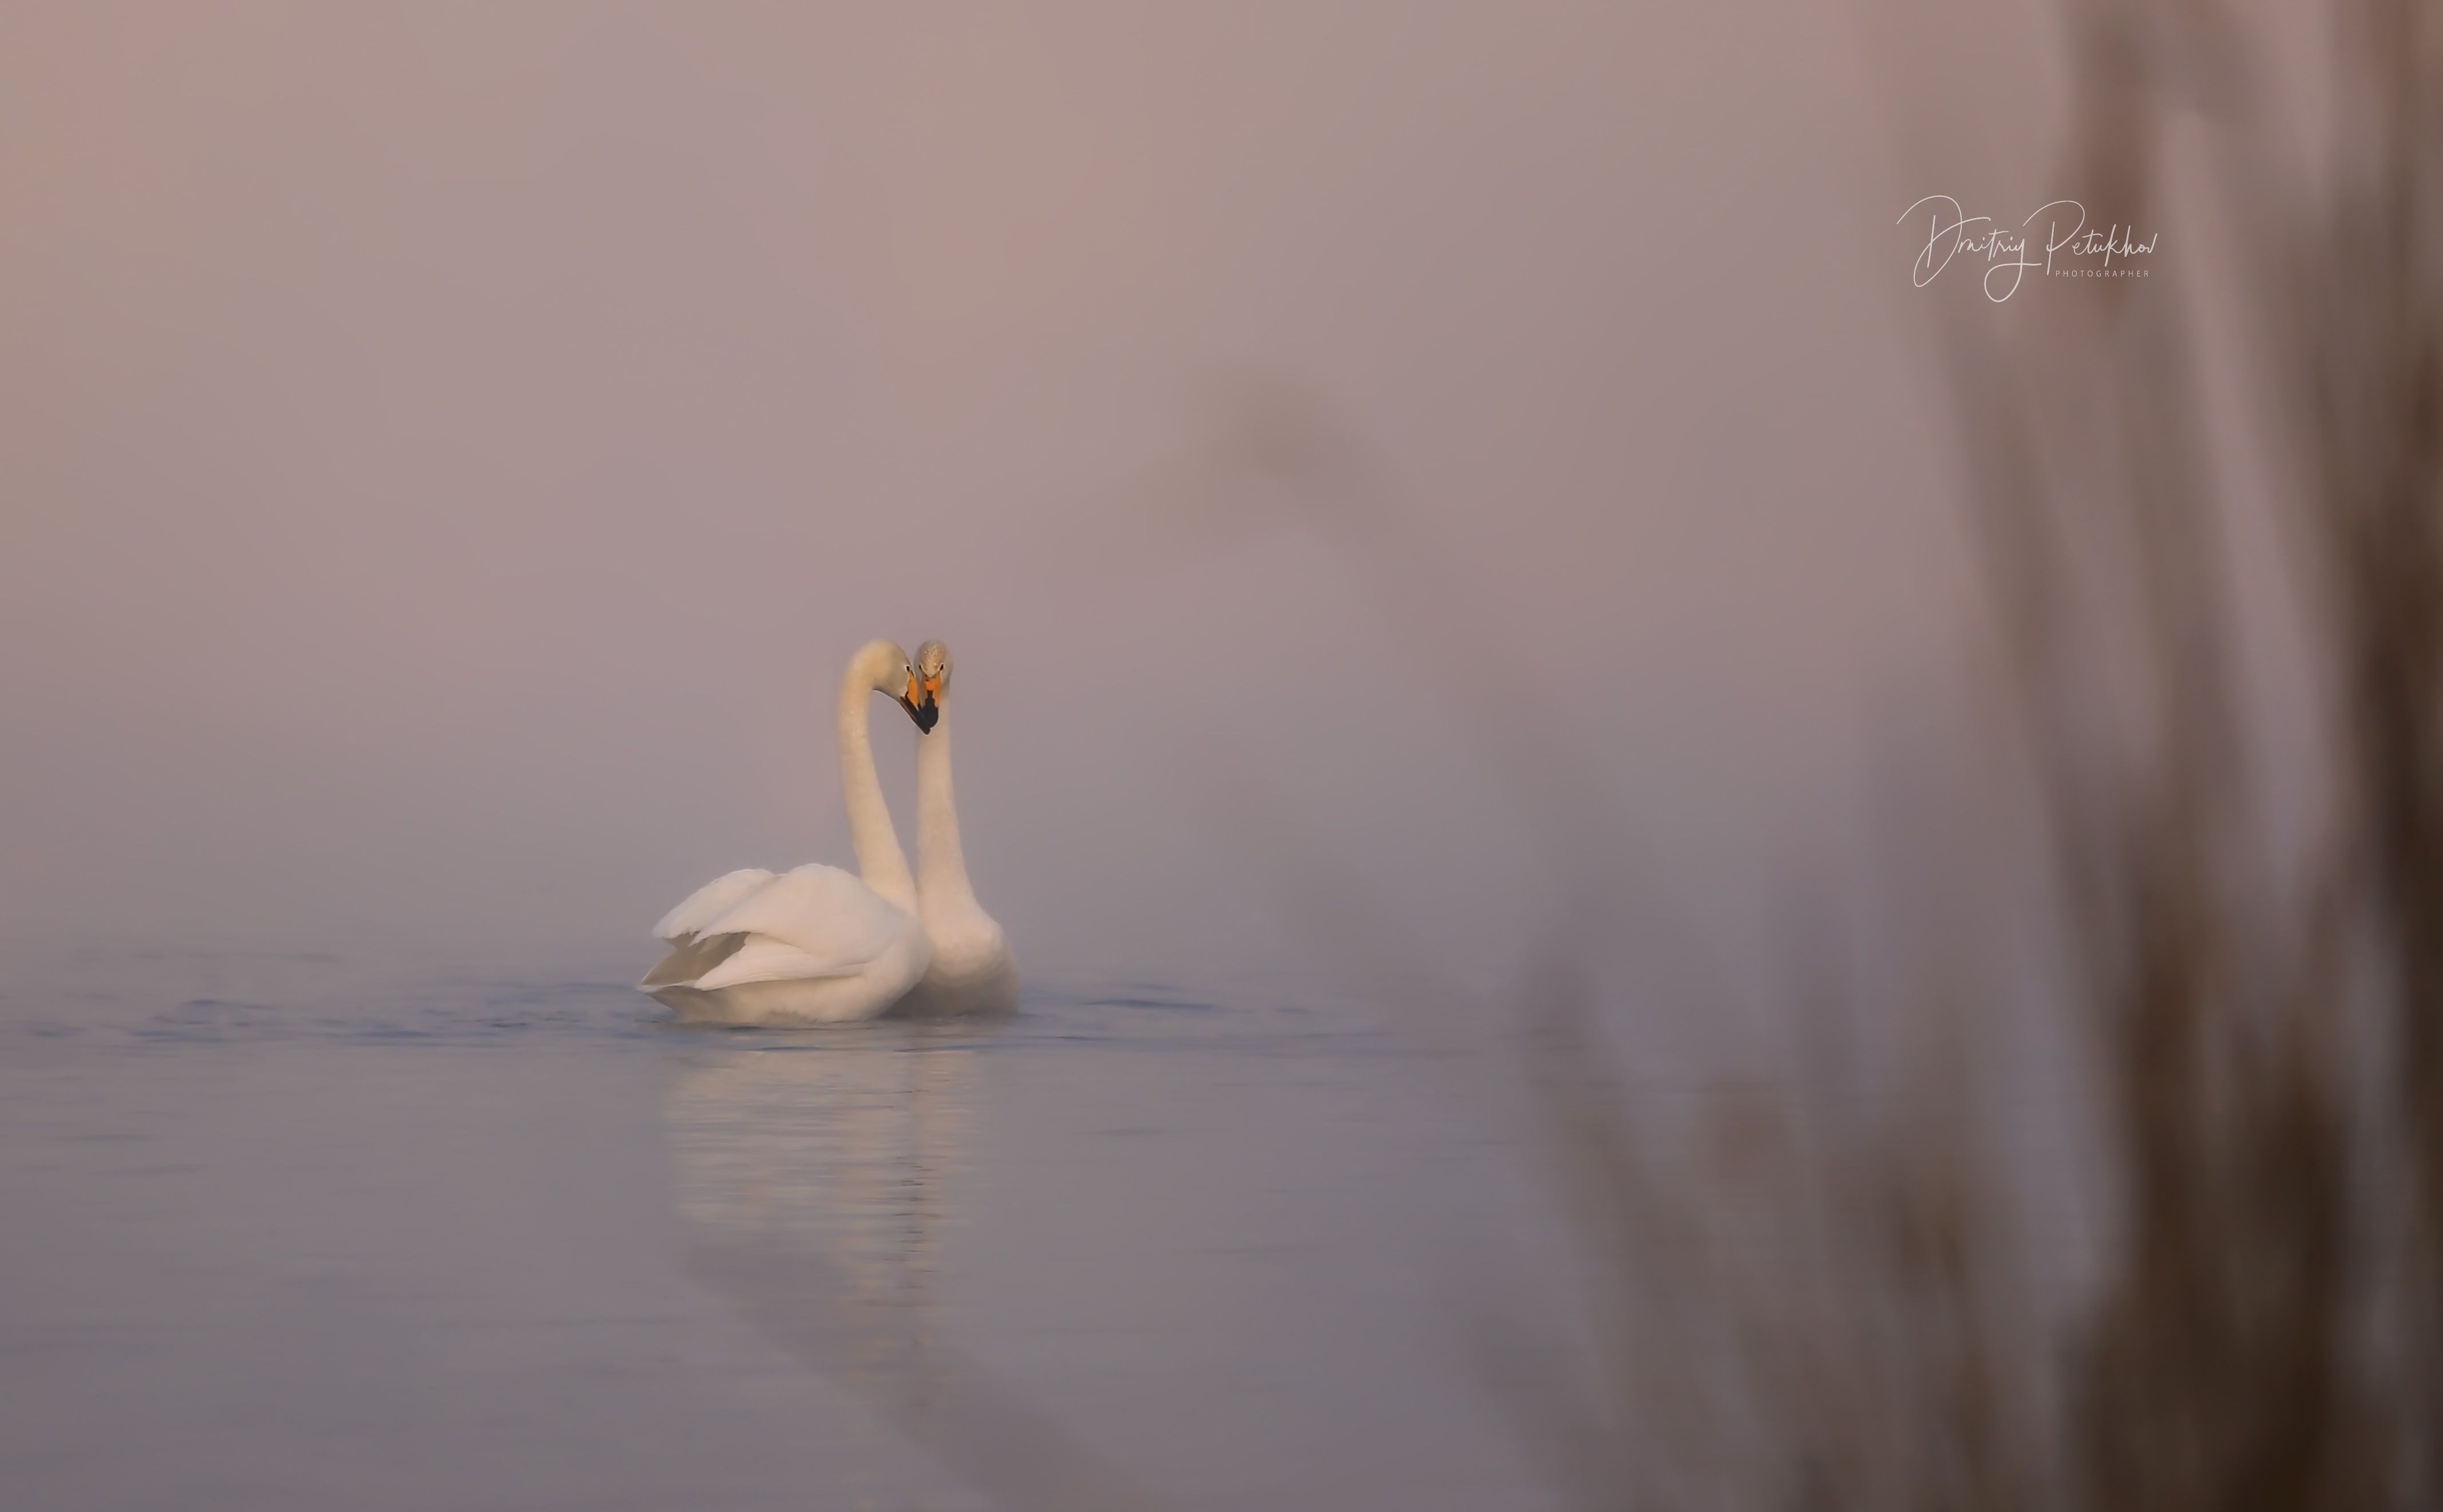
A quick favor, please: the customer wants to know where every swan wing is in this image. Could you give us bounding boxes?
[639,930,750,989]
[699,863,916,976]
[654,868,779,943]
[690,934,885,990]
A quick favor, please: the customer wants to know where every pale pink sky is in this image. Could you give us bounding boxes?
[0,3,2113,980]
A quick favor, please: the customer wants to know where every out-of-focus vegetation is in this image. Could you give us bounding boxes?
[1492,3,2442,1507]
[700,3,2442,1507]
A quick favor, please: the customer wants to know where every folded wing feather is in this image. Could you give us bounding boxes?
[704,865,910,965]
[654,868,779,943]
[644,864,916,992]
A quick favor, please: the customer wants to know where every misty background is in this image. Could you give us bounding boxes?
[11,5,2429,1510]
[0,2,2050,988]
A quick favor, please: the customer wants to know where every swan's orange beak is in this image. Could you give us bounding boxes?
[897,670,940,733]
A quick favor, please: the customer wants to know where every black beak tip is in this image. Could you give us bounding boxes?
[911,698,940,733]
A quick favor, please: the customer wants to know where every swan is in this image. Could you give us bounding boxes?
[639,639,940,1026]
[900,639,1021,1015]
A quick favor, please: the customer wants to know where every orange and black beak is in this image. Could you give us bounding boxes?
[898,668,940,733]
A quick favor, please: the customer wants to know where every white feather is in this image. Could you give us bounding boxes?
[653,868,778,943]
[692,934,869,990]
[696,864,913,979]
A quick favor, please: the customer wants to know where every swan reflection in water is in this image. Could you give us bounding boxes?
[667,1019,977,1353]
[666,1023,978,1502]
[667,1024,1167,1512]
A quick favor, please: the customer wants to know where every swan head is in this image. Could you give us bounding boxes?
[910,640,951,731]
[895,656,940,734]
[853,638,936,732]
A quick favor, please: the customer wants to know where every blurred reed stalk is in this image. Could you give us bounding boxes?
[691,3,2440,1507]
[1492,0,2443,1505]
[1945,3,2438,1509]
[1199,2,2443,1508]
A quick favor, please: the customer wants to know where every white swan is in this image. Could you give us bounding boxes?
[639,639,938,1026]
[900,640,1021,1015]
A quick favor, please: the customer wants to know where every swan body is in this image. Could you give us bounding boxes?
[901,640,1020,1015]
[643,863,931,1024]
[640,640,934,1026]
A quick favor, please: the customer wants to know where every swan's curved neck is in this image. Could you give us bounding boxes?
[838,667,917,913]
[915,711,977,912]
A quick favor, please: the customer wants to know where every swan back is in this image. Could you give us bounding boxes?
[696,863,918,975]
[653,868,779,943]
[639,863,932,1022]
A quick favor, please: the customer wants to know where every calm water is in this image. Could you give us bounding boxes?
[0,943,1558,1511]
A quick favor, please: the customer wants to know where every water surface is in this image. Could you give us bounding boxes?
[1,944,1553,1511]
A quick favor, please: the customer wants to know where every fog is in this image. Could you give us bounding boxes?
[1,2,1990,985]
[17,5,2437,1509]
